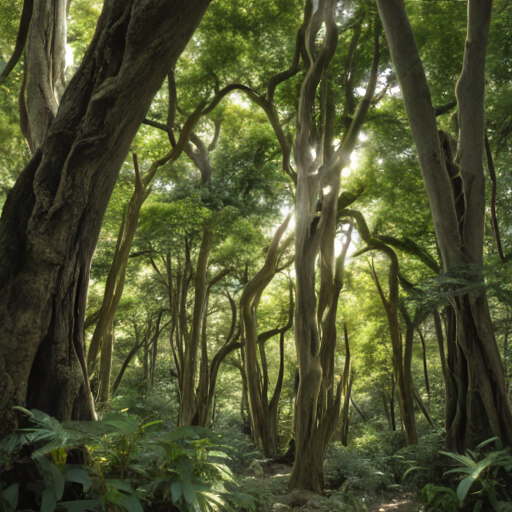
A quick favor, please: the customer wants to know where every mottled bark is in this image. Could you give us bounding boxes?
[0,0,211,436]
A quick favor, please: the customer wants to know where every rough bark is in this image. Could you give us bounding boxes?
[377,0,512,450]
[0,0,211,436]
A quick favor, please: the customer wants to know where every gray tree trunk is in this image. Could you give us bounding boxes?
[376,0,512,450]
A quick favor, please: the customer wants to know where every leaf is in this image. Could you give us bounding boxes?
[65,469,92,492]
[49,459,66,500]
[36,456,65,501]
[107,479,136,494]
[183,480,198,505]
[59,499,102,512]
[403,466,422,479]
[167,426,215,442]
[117,493,144,512]
[457,475,476,505]
[141,420,163,430]
[103,420,138,435]
[171,481,182,503]
[2,483,19,510]
[440,451,475,468]
[41,488,57,512]
[208,450,230,459]
[12,406,34,418]
[475,437,500,451]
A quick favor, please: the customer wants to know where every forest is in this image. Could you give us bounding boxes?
[0,0,512,511]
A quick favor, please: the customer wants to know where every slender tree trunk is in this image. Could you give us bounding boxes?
[112,340,143,395]
[390,375,397,432]
[417,328,431,408]
[339,324,352,447]
[180,229,212,425]
[241,215,292,457]
[87,155,151,374]
[97,321,114,402]
[21,0,67,153]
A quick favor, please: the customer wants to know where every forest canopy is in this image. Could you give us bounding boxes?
[0,0,512,510]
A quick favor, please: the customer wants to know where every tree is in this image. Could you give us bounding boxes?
[289,0,381,491]
[0,0,211,436]
[376,0,512,450]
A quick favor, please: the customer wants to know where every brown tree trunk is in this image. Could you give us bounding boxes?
[180,229,212,426]
[241,215,292,457]
[0,0,211,437]
[97,321,114,402]
[377,0,512,450]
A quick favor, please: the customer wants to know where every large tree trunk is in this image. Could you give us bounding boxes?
[0,0,211,437]
[21,0,67,153]
[376,0,512,450]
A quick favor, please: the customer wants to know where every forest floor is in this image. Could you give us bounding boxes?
[239,462,425,512]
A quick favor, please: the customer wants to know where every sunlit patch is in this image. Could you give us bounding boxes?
[323,185,332,196]
[65,44,74,68]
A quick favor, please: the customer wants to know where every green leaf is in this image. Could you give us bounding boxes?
[49,460,65,500]
[171,481,182,503]
[118,493,144,512]
[440,451,475,468]
[107,479,135,494]
[59,499,102,512]
[65,469,92,492]
[183,480,197,505]
[475,437,500,451]
[41,488,57,512]
[36,456,65,501]
[457,475,475,505]
[141,420,163,430]
[2,483,19,510]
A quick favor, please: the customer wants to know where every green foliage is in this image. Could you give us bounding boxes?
[1,408,254,512]
[422,438,512,511]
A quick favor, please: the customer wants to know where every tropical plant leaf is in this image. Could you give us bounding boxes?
[59,499,102,512]
[1,483,19,510]
[457,475,476,505]
[171,481,183,503]
[41,488,57,512]
[65,469,92,492]
[117,493,144,512]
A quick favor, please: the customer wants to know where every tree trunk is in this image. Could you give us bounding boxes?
[241,215,292,457]
[97,321,114,402]
[377,0,512,450]
[180,229,212,426]
[290,0,380,491]
[21,0,67,153]
[0,0,211,436]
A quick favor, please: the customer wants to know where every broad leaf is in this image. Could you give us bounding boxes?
[60,499,102,512]
[457,475,475,505]
[2,483,19,510]
[65,469,92,492]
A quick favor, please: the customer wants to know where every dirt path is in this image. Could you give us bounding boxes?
[368,494,424,512]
